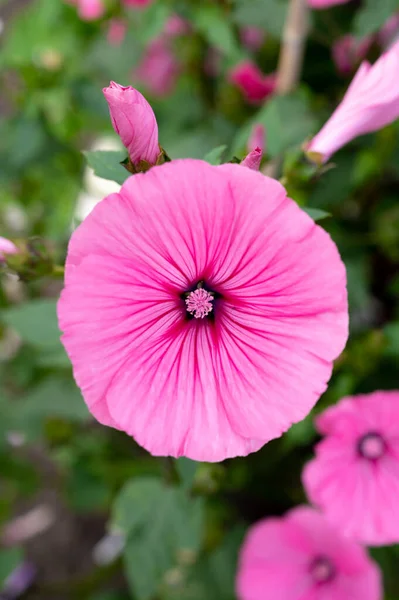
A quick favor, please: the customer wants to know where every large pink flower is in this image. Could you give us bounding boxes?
[306,40,399,163]
[58,160,348,462]
[237,506,382,600]
[303,390,399,546]
[229,61,276,105]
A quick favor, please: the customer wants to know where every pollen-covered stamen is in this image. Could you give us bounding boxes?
[185,288,214,319]
[358,432,386,460]
[310,556,336,585]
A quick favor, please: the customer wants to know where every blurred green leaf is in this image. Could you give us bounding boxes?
[195,5,239,57]
[203,145,227,165]
[0,548,23,585]
[84,151,129,186]
[354,0,398,38]
[112,477,204,600]
[302,208,331,221]
[232,0,286,37]
[176,458,198,491]
[383,322,399,358]
[2,299,60,348]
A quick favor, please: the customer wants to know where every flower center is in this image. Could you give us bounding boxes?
[358,432,385,460]
[185,288,214,319]
[310,556,336,585]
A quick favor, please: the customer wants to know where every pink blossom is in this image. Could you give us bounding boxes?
[240,27,264,52]
[306,40,399,163]
[58,160,348,462]
[229,61,276,105]
[103,81,159,167]
[247,124,266,153]
[123,0,153,7]
[241,147,262,171]
[164,15,191,37]
[67,0,104,20]
[308,0,352,8]
[107,19,127,47]
[332,35,372,76]
[135,37,180,96]
[303,390,399,546]
[237,506,382,600]
[378,13,399,48]
[0,236,18,261]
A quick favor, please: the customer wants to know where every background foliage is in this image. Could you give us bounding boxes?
[1,0,399,598]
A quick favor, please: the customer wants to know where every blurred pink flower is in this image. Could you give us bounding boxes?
[303,390,399,546]
[0,236,18,261]
[237,506,382,600]
[378,13,399,48]
[240,27,264,52]
[248,124,266,153]
[67,0,104,20]
[306,40,399,163]
[164,15,191,37]
[107,19,127,47]
[135,37,180,96]
[229,61,276,105]
[123,0,153,7]
[241,147,262,171]
[332,35,372,76]
[308,0,351,8]
[58,160,348,462]
[103,81,159,166]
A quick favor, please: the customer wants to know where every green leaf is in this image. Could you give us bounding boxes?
[354,0,398,38]
[0,548,23,585]
[302,208,331,221]
[2,299,60,348]
[232,0,286,38]
[112,477,204,600]
[203,145,227,165]
[176,458,198,491]
[194,5,239,57]
[383,322,399,358]
[84,151,130,185]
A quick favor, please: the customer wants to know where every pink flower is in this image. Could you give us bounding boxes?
[241,147,262,171]
[67,0,104,20]
[103,81,159,167]
[0,237,18,261]
[306,40,399,163]
[237,506,382,600]
[123,0,153,7]
[308,0,351,8]
[332,35,372,76]
[107,19,127,47]
[58,160,348,462]
[164,15,191,37]
[240,27,264,52]
[229,61,276,105]
[247,124,266,154]
[303,390,399,546]
[135,37,180,96]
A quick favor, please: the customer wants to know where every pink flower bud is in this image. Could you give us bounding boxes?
[332,35,372,76]
[103,81,160,166]
[229,61,276,105]
[107,19,127,47]
[164,15,191,37]
[135,38,180,97]
[240,27,264,52]
[241,147,263,171]
[248,124,266,154]
[67,0,104,21]
[306,40,399,163]
[308,0,351,8]
[0,236,18,261]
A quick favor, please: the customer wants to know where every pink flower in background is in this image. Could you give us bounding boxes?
[237,506,382,600]
[332,35,372,76]
[229,61,276,105]
[123,0,153,7]
[164,15,191,37]
[308,0,351,8]
[0,236,18,261]
[241,147,262,171]
[303,390,399,546]
[240,27,264,52]
[306,40,399,163]
[247,124,266,153]
[378,13,399,48]
[107,19,127,47]
[103,82,159,167]
[58,160,348,462]
[135,37,180,96]
[67,0,104,20]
